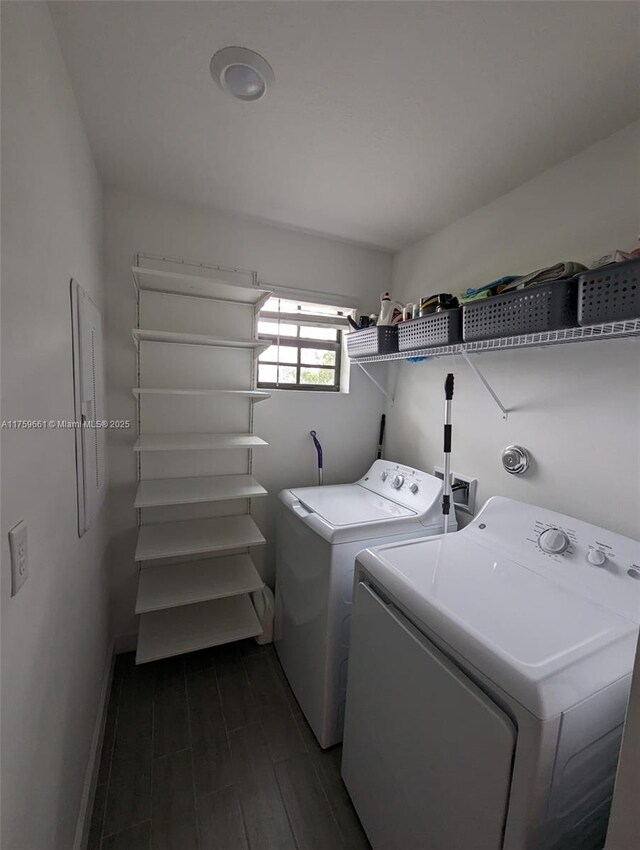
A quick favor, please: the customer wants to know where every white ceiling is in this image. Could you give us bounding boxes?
[51,1,639,251]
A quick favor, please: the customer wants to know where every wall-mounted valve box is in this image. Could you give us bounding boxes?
[433,467,477,516]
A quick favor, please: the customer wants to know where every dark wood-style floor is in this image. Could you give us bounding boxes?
[89,640,371,850]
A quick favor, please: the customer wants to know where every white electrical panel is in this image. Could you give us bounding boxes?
[71,279,107,535]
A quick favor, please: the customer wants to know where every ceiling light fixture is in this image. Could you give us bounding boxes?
[210,46,274,102]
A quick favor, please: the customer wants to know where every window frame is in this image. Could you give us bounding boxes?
[257,303,344,393]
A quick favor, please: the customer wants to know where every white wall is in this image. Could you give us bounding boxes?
[386,121,640,538]
[103,188,392,639]
[1,4,109,849]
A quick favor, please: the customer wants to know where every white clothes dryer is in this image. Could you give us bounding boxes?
[342,497,640,850]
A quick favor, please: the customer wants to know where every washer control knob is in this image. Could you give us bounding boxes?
[409,483,419,494]
[391,474,405,490]
[587,547,607,567]
[380,471,388,481]
[539,528,569,555]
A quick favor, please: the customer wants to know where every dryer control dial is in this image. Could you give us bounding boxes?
[380,471,388,481]
[391,474,405,490]
[538,528,569,555]
[409,483,419,494]
[587,547,607,567]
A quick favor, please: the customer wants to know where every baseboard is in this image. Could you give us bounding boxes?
[73,640,115,850]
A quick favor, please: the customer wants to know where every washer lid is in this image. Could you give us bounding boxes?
[291,484,415,527]
[358,533,638,719]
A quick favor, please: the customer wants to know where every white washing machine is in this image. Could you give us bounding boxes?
[342,497,640,850]
[275,459,455,749]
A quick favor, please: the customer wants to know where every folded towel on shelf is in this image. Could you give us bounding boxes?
[459,262,587,306]
[460,289,491,304]
[459,276,519,304]
[501,261,586,293]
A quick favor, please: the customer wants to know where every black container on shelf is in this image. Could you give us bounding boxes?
[398,308,462,351]
[462,278,578,342]
[577,257,640,326]
[418,293,459,317]
[346,325,399,358]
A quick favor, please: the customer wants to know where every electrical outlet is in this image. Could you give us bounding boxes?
[433,467,477,516]
[9,520,28,596]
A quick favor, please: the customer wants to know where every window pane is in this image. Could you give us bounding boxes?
[258,320,298,337]
[300,348,336,367]
[259,344,297,364]
[257,295,345,391]
[258,363,277,383]
[300,367,337,386]
[278,365,297,384]
[299,325,337,341]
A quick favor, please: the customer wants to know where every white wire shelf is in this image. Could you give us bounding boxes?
[132,328,269,352]
[132,387,270,401]
[136,595,262,664]
[349,319,640,363]
[133,433,268,452]
[135,554,264,614]
[132,266,272,308]
[135,515,266,562]
[135,474,268,507]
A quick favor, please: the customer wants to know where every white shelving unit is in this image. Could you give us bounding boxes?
[132,266,272,308]
[132,259,272,664]
[136,596,262,664]
[133,433,268,452]
[350,319,640,364]
[134,474,268,507]
[351,319,640,419]
[132,388,270,401]
[135,555,264,613]
[135,515,266,562]
[132,328,269,352]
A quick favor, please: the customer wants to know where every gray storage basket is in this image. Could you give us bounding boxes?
[463,279,578,342]
[577,258,640,325]
[346,325,398,358]
[398,308,462,351]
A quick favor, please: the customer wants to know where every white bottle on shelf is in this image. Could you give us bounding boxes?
[377,292,403,326]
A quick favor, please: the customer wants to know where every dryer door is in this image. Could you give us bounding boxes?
[342,581,516,850]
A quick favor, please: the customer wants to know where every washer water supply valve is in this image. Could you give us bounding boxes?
[501,445,530,475]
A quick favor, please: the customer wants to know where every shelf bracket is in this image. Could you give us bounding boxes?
[356,362,395,405]
[460,350,508,419]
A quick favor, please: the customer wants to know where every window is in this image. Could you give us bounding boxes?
[257,296,350,391]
